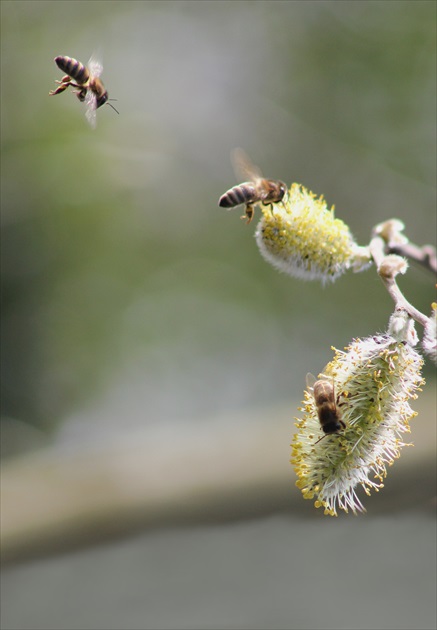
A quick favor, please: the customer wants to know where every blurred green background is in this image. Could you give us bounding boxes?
[1,2,436,629]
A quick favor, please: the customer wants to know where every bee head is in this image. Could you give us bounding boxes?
[96,91,109,109]
[102,96,119,115]
[323,421,343,434]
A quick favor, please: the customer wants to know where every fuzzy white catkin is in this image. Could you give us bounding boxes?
[255,183,371,284]
[292,313,424,516]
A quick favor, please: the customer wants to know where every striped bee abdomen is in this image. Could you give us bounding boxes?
[219,183,256,208]
[55,56,89,84]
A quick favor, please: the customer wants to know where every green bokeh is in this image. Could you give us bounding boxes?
[1,0,435,439]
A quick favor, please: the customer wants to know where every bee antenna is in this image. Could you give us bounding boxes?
[314,434,329,445]
[106,101,119,115]
[314,431,343,446]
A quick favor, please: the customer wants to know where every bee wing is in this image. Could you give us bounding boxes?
[305,373,317,391]
[231,148,263,183]
[84,90,98,128]
[88,54,103,78]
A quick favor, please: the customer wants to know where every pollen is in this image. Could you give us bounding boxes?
[291,322,424,516]
[255,184,370,284]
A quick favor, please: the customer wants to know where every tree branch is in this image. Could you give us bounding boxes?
[373,219,437,274]
[388,242,437,274]
[369,234,429,328]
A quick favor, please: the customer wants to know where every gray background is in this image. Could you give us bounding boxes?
[1,2,436,629]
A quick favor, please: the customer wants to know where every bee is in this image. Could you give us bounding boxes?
[306,373,346,445]
[49,55,119,128]
[218,148,288,224]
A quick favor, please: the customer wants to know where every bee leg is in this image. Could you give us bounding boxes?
[57,75,72,85]
[72,88,87,102]
[49,85,68,96]
[262,202,276,219]
[241,204,254,224]
[49,76,79,96]
[49,80,71,96]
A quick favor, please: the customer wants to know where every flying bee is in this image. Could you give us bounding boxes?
[49,55,119,128]
[306,373,346,445]
[218,148,288,224]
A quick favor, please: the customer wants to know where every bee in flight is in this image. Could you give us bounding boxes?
[306,373,346,445]
[218,148,288,224]
[49,55,119,128]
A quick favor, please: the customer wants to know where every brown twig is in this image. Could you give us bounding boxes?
[369,234,429,328]
[372,218,437,275]
[388,242,437,274]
